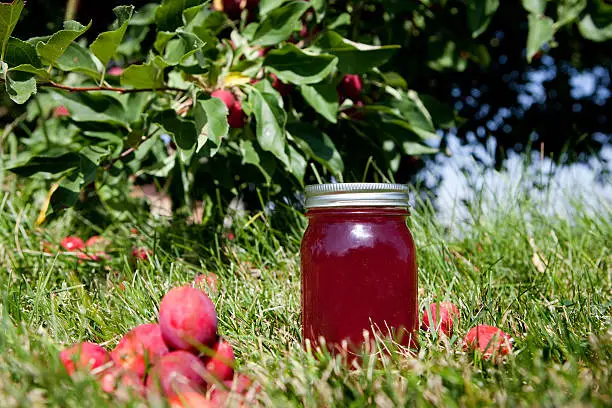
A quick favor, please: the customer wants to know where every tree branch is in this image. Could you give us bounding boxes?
[41,81,186,94]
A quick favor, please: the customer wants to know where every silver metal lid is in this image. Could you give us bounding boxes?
[304,183,410,208]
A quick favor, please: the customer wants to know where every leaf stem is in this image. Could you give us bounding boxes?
[64,0,80,21]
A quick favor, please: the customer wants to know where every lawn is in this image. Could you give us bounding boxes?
[0,180,609,407]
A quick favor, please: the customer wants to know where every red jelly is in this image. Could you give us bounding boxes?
[301,183,418,351]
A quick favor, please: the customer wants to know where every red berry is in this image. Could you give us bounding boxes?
[146,351,208,397]
[108,67,123,76]
[211,89,236,111]
[228,101,246,128]
[421,302,460,336]
[60,236,84,251]
[270,73,292,96]
[204,338,235,382]
[60,342,111,375]
[111,323,169,378]
[53,105,70,118]
[300,23,308,38]
[159,286,218,353]
[338,74,362,100]
[463,325,513,359]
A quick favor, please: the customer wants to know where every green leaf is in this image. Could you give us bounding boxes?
[264,44,337,85]
[522,0,546,15]
[252,0,310,46]
[378,120,439,155]
[194,97,229,155]
[4,37,41,67]
[0,0,24,60]
[526,14,554,62]
[154,31,176,53]
[557,0,586,25]
[419,95,455,129]
[426,38,468,72]
[183,5,228,36]
[53,92,129,127]
[9,63,49,77]
[287,122,343,176]
[35,20,91,65]
[131,3,159,26]
[287,144,306,183]
[240,139,273,183]
[391,90,439,140]
[316,31,400,74]
[1,61,37,104]
[578,15,612,41]
[467,0,499,38]
[155,0,201,31]
[90,6,134,66]
[50,171,81,210]
[329,13,350,29]
[310,0,327,22]
[7,150,80,177]
[259,0,291,16]
[300,82,338,123]
[162,32,206,66]
[151,109,198,159]
[55,42,99,78]
[120,62,162,89]
[248,86,290,166]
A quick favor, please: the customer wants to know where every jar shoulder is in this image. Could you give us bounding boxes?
[301,218,415,257]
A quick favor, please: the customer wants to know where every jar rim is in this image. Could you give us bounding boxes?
[304,183,410,209]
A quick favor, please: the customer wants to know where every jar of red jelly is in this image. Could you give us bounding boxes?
[301,183,418,350]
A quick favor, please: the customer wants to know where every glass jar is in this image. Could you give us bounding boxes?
[301,183,418,351]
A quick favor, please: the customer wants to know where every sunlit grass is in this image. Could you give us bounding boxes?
[0,176,609,407]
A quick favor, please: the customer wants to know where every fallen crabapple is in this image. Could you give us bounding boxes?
[60,342,111,376]
[168,390,212,408]
[85,235,110,250]
[159,286,218,353]
[99,366,146,399]
[421,302,460,336]
[77,252,110,262]
[209,374,259,406]
[192,273,219,294]
[203,338,235,382]
[111,323,169,378]
[463,325,513,359]
[61,236,84,251]
[132,247,152,261]
[146,351,208,398]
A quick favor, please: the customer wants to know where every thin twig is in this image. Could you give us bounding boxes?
[40,81,186,94]
[104,147,135,170]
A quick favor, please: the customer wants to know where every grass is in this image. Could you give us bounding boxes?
[0,176,610,407]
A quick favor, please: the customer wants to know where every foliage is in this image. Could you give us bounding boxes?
[1,0,611,220]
